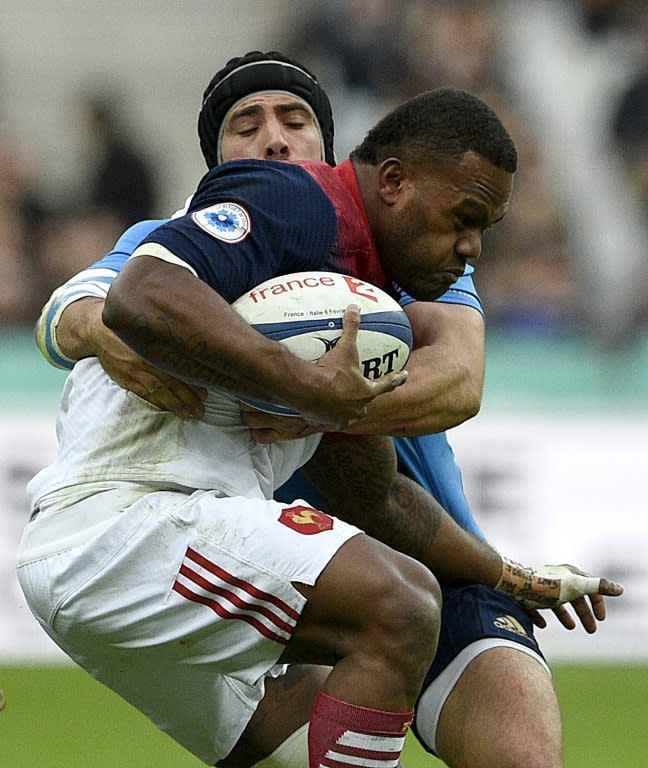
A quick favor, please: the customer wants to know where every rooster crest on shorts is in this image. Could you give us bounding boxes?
[279,505,334,534]
[192,202,250,242]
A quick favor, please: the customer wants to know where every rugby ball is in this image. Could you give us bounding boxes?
[232,271,412,415]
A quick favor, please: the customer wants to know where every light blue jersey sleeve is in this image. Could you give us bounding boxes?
[391,264,486,538]
[36,219,169,369]
[395,434,485,539]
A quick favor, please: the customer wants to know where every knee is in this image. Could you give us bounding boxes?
[364,546,442,674]
[295,535,441,688]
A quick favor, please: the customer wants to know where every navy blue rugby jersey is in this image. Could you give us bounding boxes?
[136,159,381,303]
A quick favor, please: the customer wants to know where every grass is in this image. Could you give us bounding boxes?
[0,665,646,767]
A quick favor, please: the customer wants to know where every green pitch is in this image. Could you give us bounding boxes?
[1,664,646,767]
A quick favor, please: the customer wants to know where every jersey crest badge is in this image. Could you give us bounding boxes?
[192,202,250,243]
[278,505,334,535]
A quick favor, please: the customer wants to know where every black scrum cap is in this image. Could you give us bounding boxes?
[198,50,335,167]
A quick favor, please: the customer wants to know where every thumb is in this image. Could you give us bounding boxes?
[368,369,409,396]
[336,304,362,354]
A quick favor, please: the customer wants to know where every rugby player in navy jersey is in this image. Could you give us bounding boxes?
[32,53,622,768]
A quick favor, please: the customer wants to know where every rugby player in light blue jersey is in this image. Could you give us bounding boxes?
[34,51,619,768]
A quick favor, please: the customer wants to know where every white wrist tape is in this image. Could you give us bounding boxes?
[495,557,601,609]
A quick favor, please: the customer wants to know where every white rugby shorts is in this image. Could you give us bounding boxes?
[16,488,361,764]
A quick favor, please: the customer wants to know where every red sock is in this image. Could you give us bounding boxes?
[308,690,414,768]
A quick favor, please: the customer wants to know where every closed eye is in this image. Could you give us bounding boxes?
[455,215,483,231]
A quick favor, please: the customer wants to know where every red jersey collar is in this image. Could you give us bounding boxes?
[334,159,388,288]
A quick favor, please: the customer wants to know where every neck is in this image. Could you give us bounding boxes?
[350,158,378,226]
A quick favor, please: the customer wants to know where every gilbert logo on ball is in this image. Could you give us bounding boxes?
[232,271,413,415]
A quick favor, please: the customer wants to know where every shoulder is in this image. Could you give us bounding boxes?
[133,161,340,300]
[193,159,331,200]
[188,159,338,239]
[113,219,170,254]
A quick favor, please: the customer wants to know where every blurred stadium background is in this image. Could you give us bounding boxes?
[1,1,647,766]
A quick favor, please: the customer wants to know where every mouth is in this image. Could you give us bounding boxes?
[441,271,461,284]
[409,273,460,302]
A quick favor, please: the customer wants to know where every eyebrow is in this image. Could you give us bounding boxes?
[458,198,507,228]
[228,101,312,122]
[458,199,490,222]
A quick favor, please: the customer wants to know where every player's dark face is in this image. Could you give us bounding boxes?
[220,93,324,163]
[376,151,513,302]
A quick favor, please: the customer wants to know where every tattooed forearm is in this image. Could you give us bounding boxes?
[382,473,444,558]
[302,434,501,585]
[114,312,273,396]
[112,312,220,381]
[302,435,396,529]
[302,435,443,561]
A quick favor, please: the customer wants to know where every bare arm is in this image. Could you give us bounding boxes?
[47,296,207,419]
[243,301,485,441]
[103,256,406,428]
[301,435,624,629]
[302,434,501,585]
[348,301,485,435]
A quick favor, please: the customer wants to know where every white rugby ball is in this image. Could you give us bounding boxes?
[232,271,412,415]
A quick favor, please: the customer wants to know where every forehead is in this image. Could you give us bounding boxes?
[428,150,513,217]
[227,91,315,118]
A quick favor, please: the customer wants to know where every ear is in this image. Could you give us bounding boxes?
[377,157,406,205]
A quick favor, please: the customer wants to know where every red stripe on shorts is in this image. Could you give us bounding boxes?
[171,546,300,644]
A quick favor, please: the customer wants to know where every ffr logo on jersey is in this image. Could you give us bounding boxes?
[192,202,250,243]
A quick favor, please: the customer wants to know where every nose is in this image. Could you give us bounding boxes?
[455,230,482,261]
[263,120,290,159]
[264,139,290,158]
